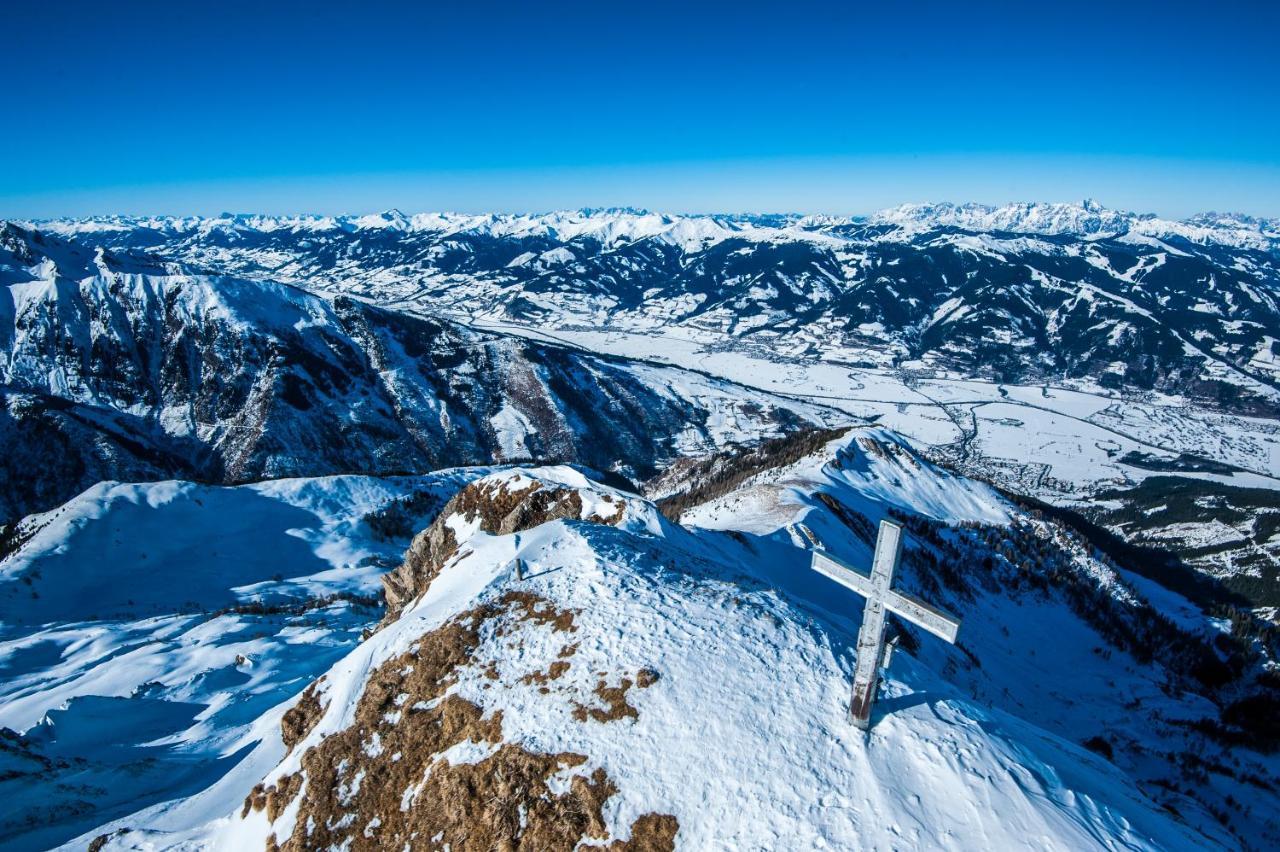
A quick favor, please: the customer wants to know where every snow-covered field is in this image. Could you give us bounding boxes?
[461,320,1280,499]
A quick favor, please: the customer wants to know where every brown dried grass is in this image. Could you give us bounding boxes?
[245,592,676,851]
[280,676,327,752]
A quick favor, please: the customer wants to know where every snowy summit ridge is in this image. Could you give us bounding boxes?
[67,436,1268,850]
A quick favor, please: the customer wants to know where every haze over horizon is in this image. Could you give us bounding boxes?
[4,0,1277,219]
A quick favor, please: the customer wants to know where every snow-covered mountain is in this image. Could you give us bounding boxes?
[3,205,1279,850]
[7,431,1275,850]
[11,207,1280,595]
[870,200,1280,249]
[34,200,1280,250]
[0,222,831,523]
[25,204,1280,599]
[0,469,476,849]
[31,203,1280,417]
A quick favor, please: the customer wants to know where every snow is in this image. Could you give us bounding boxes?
[40,440,1269,844]
[488,403,536,459]
[536,246,575,266]
[871,200,1280,251]
[681,428,1007,536]
[85,458,1249,851]
[0,468,490,849]
[19,203,1276,514]
[30,202,1280,252]
[6,205,1280,849]
[458,321,1280,500]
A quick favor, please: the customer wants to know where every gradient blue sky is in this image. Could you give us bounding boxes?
[3,0,1277,217]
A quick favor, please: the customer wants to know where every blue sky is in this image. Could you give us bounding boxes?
[3,0,1277,217]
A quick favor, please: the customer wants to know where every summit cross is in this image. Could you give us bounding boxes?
[810,519,962,729]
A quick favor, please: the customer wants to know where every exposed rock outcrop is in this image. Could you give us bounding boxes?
[279,677,327,752]
[381,472,627,621]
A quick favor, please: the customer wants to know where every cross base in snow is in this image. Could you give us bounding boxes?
[811,519,961,729]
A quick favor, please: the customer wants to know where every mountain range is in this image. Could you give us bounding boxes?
[1,202,1277,850]
[15,202,1278,599]
[31,202,1279,417]
[0,222,827,524]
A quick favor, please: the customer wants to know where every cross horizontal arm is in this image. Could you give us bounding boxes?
[811,551,875,599]
[810,549,961,644]
[884,589,961,644]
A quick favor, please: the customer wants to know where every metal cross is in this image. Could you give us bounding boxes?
[810,519,961,729]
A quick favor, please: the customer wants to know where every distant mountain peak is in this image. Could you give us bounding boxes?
[19,200,1280,252]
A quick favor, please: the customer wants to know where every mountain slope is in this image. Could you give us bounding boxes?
[30,203,1280,415]
[0,223,831,523]
[0,470,482,850]
[58,433,1280,851]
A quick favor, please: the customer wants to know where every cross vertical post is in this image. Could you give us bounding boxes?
[810,518,962,730]
[849,521,901,728]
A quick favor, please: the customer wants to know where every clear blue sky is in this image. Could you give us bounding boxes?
[3,0,1277,217]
